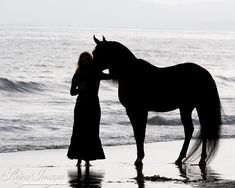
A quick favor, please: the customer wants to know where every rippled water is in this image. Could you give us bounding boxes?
[0,25,235,152]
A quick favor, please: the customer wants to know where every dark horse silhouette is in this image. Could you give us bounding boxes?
[92,36,222,168]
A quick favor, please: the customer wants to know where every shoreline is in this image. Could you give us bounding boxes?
[0,139,235,187]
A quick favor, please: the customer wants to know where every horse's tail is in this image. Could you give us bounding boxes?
[185,73,222,164]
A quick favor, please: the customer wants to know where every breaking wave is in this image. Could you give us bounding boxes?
[0,77,45,93]
[148,115,235,126]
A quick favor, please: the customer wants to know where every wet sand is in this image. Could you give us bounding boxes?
[0,139,235,187]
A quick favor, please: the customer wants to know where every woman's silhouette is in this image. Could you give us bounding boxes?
[67,52,110,166]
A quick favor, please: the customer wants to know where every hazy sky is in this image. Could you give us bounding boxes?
[0,0,235,30]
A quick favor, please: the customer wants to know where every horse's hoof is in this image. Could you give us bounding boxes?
[134,159,143,170]
[175,156,185,165]
[175,159,182,166]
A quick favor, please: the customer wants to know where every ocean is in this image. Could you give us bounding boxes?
[0,25,235,153]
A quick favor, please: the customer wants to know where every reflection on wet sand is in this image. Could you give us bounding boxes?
[68,166,104,188]
[176,163,220,182]
[137,163,221,185]
[135,166,145,188]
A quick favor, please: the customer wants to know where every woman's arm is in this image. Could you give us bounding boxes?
[70,72,80,96]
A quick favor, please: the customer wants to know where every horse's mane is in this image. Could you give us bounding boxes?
[108,41,136,61]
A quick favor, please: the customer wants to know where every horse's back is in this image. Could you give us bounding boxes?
[137,60,208,90]
[138,60,207,77]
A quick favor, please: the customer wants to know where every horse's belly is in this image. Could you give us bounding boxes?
[118,78,194,112]
[147,99,179,112]
[119,91,181,112]
[148,104,178,112]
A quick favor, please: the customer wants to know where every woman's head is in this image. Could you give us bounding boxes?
[77,52,93,71]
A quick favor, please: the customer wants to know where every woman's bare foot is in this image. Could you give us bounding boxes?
[85,160,91,167]
[76,159,81,167]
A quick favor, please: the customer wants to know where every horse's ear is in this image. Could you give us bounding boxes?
[102,35,107,42]
[93,35,100,44]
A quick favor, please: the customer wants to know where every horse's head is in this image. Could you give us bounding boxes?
[92,35,111,71]
[92,36,136,79]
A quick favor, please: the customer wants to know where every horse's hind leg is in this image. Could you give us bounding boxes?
[199,139,207,167]
[175,107,194,165]
[126,108,148,169]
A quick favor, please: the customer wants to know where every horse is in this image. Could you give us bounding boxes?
[92,36,222,168]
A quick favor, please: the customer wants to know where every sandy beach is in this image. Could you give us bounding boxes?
[0,139,235,188]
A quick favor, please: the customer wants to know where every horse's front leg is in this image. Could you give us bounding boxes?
[126,108,148,169]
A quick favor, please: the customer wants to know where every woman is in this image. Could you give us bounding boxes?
[67,52,110,166]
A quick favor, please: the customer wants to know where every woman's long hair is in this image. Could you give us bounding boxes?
[76,52,93,73]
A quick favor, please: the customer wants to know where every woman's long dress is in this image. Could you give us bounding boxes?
[67,68,105,160]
